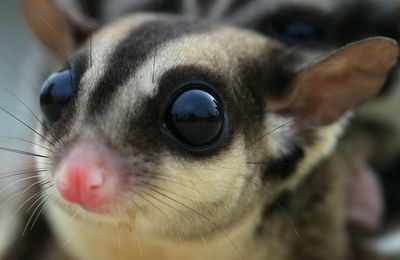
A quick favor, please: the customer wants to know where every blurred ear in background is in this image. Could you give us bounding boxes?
[20,0,95,59]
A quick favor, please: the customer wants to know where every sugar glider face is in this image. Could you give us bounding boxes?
[28,10,398,241]
[36,14,296,238]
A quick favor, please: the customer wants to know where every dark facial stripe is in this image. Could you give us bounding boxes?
[69,50,89,90]
[87,16,212,117]
[262,145,305,182]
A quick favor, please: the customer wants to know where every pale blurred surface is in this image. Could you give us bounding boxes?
[0,1,29,68]
[0,0,30,102]
[0,0,34,254]
[0,0,39,173]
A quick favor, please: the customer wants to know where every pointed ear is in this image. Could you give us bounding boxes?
[20,0,95,59]
[268,37,399,127]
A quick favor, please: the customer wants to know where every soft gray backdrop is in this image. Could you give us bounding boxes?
[0,0,35,253]
[0,0,39,167]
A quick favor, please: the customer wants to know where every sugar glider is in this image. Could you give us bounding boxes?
[0,0,398,259]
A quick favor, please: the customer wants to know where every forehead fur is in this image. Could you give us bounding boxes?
[122,25,279,101]
[66,14,285,145]
[79,14,156,99]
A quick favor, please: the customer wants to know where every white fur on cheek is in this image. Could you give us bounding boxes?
[134,137,250,238]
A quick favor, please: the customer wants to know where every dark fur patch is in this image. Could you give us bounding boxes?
[262,145,305,182]
[331,1,400,45]
[122,0,182,16]
[256,4,331,48]
[235,49,298,147]
[144,0,182,14]
[237,48,297,102]
[69,50,89,88]
[2,216,52,260]
[378,64,400,96]
[125,65,236,158]
[86,16,212,117]
[76,0,101,19]
[376,152,400,220]
[76,0,181,20]
[256,191,291,235]
[351,118,392,141]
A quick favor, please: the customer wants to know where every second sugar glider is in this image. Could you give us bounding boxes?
[6,0,399,259]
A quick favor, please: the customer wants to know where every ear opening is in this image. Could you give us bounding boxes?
[268,37,399,127]
[20,0,96,59]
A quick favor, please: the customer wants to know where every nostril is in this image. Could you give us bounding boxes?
[87,170,105,191]
[56,161,110,207]
[54,141,120,210]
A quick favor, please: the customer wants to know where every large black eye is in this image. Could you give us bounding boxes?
[40,69,73,125]
[265,10,327,47]
[164,88,225,148]
[279,22,320,43]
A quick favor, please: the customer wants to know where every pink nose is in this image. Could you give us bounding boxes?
[55,143,117,208]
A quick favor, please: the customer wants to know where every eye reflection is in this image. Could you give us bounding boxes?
[40,69,73,125]
[166,88,224,147]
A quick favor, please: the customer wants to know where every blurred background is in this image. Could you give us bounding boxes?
[0,0,31,104]
[0,0,29,70]
[0,0,43,193]
[0,1,47,253]
[0,0,31,254]
[0,0,37,145]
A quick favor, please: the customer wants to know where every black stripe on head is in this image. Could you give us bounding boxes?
[262,145,305,182]
[70,50,89,90]
[87,16,212,117]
